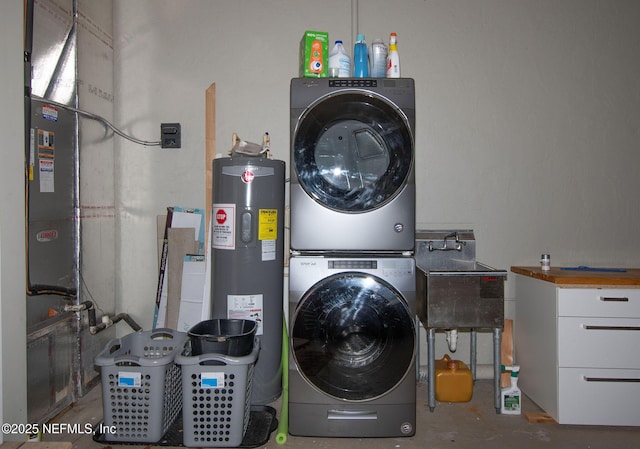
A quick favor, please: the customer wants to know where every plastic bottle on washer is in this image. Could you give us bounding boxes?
[328,40,351,78]
[353,34,369,78]
[386,32,401,78]
[370,38,388,78]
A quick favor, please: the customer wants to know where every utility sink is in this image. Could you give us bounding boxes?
[415,231,507,329]
[416,230,507,413]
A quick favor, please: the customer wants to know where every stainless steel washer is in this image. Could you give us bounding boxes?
[288,256,417,437]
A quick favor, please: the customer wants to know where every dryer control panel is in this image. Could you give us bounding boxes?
[328,79,378,88]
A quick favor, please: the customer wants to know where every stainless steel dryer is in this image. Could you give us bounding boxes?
[290,78,415,253]
[288,256,417,437]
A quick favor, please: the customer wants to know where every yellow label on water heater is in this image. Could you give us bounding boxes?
[258,209,277,240]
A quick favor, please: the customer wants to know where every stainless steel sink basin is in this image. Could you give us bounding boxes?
[415,231,507,329]
[416,263,507,329]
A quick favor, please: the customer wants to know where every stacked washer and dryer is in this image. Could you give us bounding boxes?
[288,78,417,437]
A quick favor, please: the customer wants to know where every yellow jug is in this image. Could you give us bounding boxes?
[434,354,473,403]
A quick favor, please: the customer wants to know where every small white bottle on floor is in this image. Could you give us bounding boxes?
[501,365,522,415]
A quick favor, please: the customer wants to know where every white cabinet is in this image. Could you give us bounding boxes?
[515,274,640,426]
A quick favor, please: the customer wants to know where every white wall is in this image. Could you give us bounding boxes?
[112,0,355,329]
[0,0,28,438]
[112,0,640,352]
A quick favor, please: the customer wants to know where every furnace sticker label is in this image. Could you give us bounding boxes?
[37,129,55,192]
[212,203,235,250]
[39,159,54,193]
[227,294,263,336]
[37,129,55,158]
[42,104,58,122]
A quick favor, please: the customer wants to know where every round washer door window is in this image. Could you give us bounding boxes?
[291,272,415,401]
[293,91,413,212]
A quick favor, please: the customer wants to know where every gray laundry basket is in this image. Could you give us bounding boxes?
[175,337,260,447]
[94,328,188,443]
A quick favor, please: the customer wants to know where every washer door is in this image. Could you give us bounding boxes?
[291,272,415,401]
[293,91,413,212]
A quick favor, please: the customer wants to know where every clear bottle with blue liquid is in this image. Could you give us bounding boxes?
[353,34,369,77]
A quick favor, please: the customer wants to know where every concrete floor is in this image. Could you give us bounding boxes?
[39,379,639,449]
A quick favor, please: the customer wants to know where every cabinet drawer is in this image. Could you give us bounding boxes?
[558,288,640,318]
[558,317,640,369]
[558,367,640,426]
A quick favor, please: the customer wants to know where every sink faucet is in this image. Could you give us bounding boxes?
[428,232,467,252]
[444,232,458,245]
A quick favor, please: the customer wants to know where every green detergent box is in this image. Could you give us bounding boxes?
[299,30,329,77]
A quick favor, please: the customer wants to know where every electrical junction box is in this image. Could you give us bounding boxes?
[161,123,181,148]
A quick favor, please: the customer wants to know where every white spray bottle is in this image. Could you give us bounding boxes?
[500,365,522,415]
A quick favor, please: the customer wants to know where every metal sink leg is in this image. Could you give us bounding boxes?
[427,328,436,412]
[470,329,477,380]
[493,327,502,414]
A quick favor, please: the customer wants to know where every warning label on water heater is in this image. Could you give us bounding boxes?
[212,203,235,249]
[227,294,263,336]
[258,209,277,240]
[259,208,277,261]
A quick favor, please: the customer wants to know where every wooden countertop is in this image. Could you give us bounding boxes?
[511,266,640,287]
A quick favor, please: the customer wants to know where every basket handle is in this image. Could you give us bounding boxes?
[150,328,177,340]
[195,338,260,366]
[112,355,143,366]
[100,338,143,365]
[107,341,121,355]
[94,337,128,366]
[196,353,231,366]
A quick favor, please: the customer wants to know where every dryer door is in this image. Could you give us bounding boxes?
[293,91,413,212]
[291,272,415,401]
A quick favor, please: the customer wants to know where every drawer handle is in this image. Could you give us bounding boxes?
[327,409,378,420]
[583,325,640,331]
[600,296,629,302]
[584,376,640,383]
